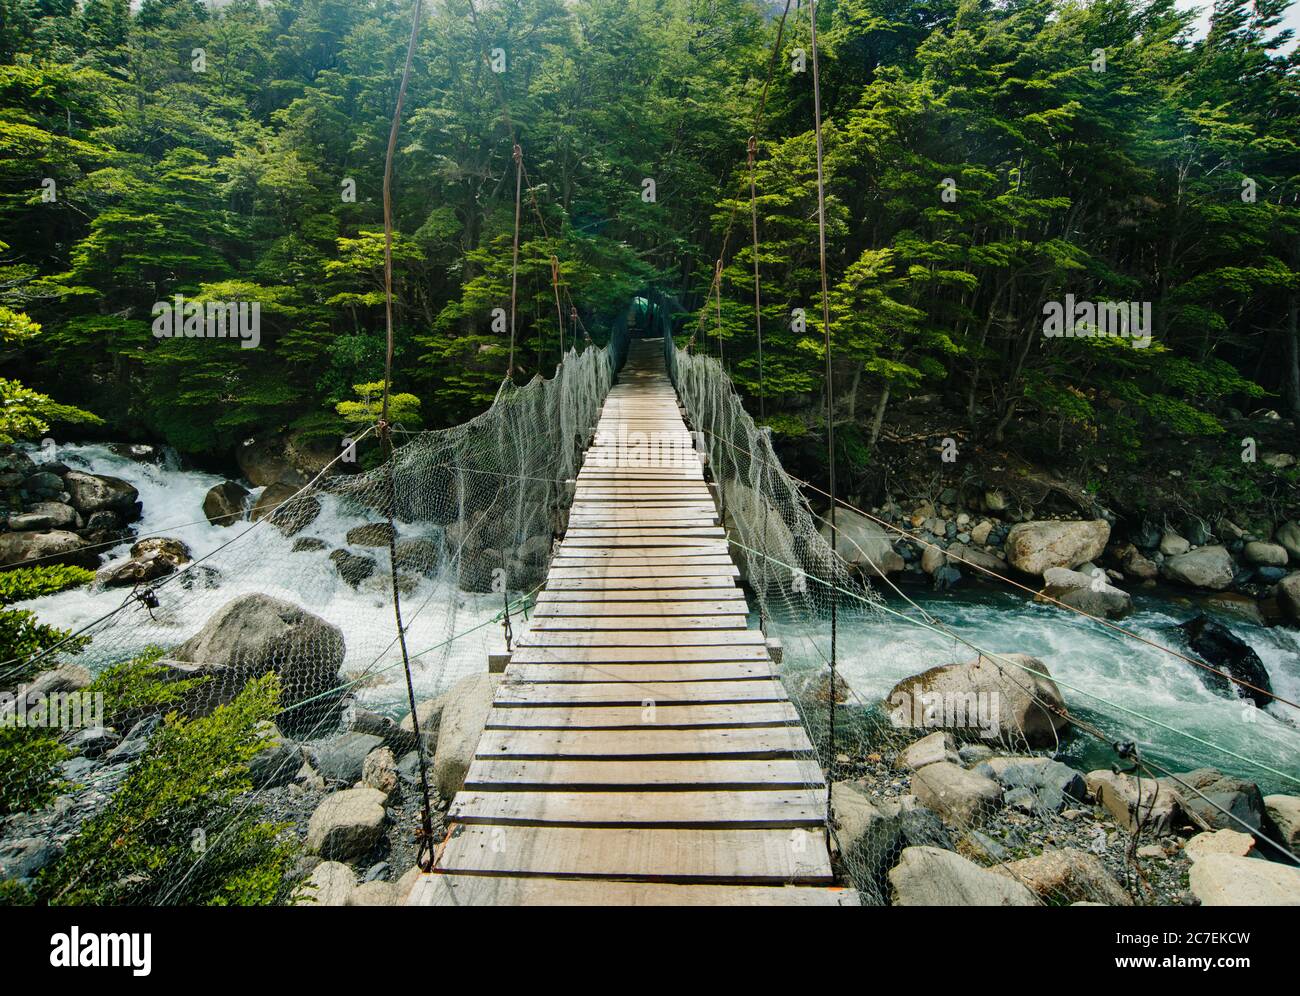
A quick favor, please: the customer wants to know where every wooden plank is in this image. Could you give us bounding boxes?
[526,615,748,631]
[541,575,738,590]
[493,679,787,706]
[433,826,833,883]
[546,565,739,579]
[505,663,774,683]
[447,788,826,828]
[409,875,857,906]
[509,644,770,664]
[486,701,797,728]
[517,629,763,648]
[475,726,813,761]
[536,587,745,602]
[463,757,825,790]
[554,545,729,557]
[532,600,745,616]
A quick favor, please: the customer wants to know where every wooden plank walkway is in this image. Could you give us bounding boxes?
[410,338,851,906]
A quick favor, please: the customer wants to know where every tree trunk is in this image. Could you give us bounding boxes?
[867,382,891,449]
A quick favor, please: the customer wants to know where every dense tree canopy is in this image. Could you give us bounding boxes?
[0,0,1297,510]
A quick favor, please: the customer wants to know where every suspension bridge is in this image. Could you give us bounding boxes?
[408,338,853,905]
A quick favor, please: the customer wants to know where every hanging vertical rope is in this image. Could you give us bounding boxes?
[509,143,523,377]
[379,0,436,871]
[807,0,838,840]
[550,255,565,359]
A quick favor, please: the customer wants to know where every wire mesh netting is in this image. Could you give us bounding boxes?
[659,297,1298,907]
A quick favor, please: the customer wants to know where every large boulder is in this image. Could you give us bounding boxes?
[0,529,98,571]
[1086,769,1179,834]
[433,672,503,800]
[1176,615,1272,708]
[818,507,904,576]
[1274,521,1300,563]
[910,761,1002,826]
[203,481,249,527]
[1161,545,1235,591]
[293,861,356,906]
[346,523,396,548]
[885,654,1069,749]
[238,431,347,488]
[1264,795,1300,853]
[1161,767,1267,833]
[889,846,1037,906]
[63,471,140,521]
[247,723,301,789]
[168,594,345,736]
[1244,541,1289,567]
[305,786,387,861]
[1004,520,1110,577]
[97,536,193,587]
[830,782,953,905]
[24,501,80,530]
[1037,566,1133,619]
[993,848,1133,906]
[1279,572,1300,624]
[250,483,321,537]
[977,758,1088,815]
[1113,543,1158,581]
[1189,853,1300,906]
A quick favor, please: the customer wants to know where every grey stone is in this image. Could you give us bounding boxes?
[1161,545,1236,591]
[306,786,387,861]
[433,673,503,799]
[0,837,64,883]
[911,761,1002,826]
[311,732,384,785]
[1005,520,1110,576]
[203,481,249,527]
[889,846,1037,906]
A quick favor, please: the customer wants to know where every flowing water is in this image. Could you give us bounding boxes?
[11,442,508,712]
[12,442,1300,792]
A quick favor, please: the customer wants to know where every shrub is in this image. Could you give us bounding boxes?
[0,608,89,687]
[0,725,67,816]
[40,675,298,906]
[85,645,208,728]
[0,565,95,605]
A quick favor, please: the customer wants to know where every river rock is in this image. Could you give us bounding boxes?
[433,672,503,799]
[169,593,345,736]
[393,536,441,575]
[293,860,356,906]
[1189,853,1300,905]
[348,880,398,906]
[1161,545,1235,591]
[63,471,140,521]
[0,529,98,571]
[1005,520,1110,576]
[953,546,1008,578]
[238,431,345,488]
[248,723,301,789]
[203,481,249,526]
[889,846,1036,906]
[362,746,400,799]
[1244,541,1288,567]
[1264,794,1300,852]
[830,782,952,904]
[250,483,321,536]
[1185,828,1255,861]
[818,506,903,576]
[886,654,1069,748]
[897,731,959,771]
[346,523,396,548]
[1175,615,1272,707]
[1113,543,1158,580]
[1203,592,1265,627]
[1274,521,1300,562]
[911,761,1002,826]
[1037,566,1133,619]
[306,785,387,860]
[1279,572,1300,624]
[993,847,1132,905]
[979,758,1087,814]
[1086,769,1179,834]
[1159,529,1190,556]
[1162,767,1266,832]
[329,549,376,587]
[306,731,378,785]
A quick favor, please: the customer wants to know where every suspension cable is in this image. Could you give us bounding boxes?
[378,0,436,871]
[806,0,840,841]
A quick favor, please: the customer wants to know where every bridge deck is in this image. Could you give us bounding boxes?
[410,339,851,906]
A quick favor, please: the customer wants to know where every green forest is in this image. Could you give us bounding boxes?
[2,0,1299,514]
